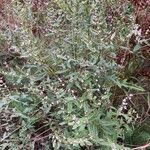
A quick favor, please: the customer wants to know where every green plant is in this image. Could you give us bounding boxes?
[0,0,149,150]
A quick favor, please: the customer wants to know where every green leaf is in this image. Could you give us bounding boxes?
[133,44,141,52]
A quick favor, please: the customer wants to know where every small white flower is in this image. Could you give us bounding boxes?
[0,80,3,84]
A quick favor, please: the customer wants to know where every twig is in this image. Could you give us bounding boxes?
[32,134,50,142]
[1,126,21,142]
[31,128,51,141]
[132,142,150,150]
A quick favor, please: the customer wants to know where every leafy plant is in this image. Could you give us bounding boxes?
[0,0,149,150]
